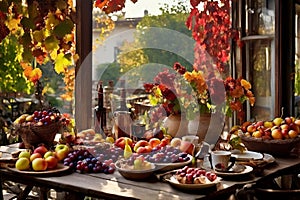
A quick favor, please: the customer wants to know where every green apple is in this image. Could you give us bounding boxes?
[18,151,31,159]
[55,144,70,161]
[55,144,69,153]
[15,157,30,171]
[44,151,55,158]
[32,158,48,171]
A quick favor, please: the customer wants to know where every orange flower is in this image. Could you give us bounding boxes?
[23,66,33,79]
[230,100,242,111]
[184,70,208,94]
[29,68,42,83]
[249,97,255,106]
[230,85,244,98]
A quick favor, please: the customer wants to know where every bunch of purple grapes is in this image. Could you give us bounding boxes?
[32,109,61,125]
[146,145,190,163]
[63,147,123,174]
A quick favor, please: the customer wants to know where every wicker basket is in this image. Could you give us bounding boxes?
[241,136,300,156]
[15,121,62,149]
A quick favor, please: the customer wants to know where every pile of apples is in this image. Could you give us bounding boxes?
[237,116,300,140]
[15,144,69,171]
[114,136,194,155]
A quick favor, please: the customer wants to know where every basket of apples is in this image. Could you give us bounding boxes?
[14,108,63,149]
[235,116,300,155]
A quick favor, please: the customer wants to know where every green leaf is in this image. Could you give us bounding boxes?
[44,35,59,51]
[56,0,68,10]
[22,49,33,63]
[54,53,72,74]
[53,19,74,38]
[32,30,44,43]
[21,17,35,30]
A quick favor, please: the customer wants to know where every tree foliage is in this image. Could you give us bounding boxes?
[0,35,30,94]
[0,0,77,101]
[118,1,193,76]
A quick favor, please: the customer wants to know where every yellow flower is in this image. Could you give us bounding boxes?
[241,79,251,90]
[184,70,207,94]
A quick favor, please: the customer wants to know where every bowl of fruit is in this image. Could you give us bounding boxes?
[162,166,221,191]
[14,108,63,149]
[234,116,300,155]
[115,156,156,180]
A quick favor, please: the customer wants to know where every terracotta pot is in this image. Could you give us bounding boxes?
[188,113,211,142]
[163,114,188,138]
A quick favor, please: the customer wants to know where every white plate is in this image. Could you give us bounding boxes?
[263,153,275,164]
[166,176,221,191]
[214,165,253,177]
[154,154,193,172]
[231,150,264,161]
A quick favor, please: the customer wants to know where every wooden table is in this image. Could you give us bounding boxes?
[1,145,300,200]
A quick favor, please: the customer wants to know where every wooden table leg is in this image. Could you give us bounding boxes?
[0,173,3,199]
[17,185,33,200]
[39,187,49,200]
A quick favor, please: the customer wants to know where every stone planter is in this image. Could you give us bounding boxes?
[163,114,188,138]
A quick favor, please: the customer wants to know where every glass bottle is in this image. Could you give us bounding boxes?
[104,80,114,136]
[94,81,106,135]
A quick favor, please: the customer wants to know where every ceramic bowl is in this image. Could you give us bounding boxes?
[115,160,156,180]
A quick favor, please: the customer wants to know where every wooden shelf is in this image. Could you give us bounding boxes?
[241,34,275,41]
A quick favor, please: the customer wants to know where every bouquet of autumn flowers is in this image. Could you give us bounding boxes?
[143,62,255,123]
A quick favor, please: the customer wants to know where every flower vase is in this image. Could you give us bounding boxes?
[188,113,211,142]
[163,114,188,138]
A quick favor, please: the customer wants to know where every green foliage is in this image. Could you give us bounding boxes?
[0,35,31,94]
[118,0,193,76]
[95,62,122,85]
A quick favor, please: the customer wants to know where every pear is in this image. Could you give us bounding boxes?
[123,138,132,159]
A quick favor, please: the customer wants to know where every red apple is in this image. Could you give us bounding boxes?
[32,158,48,171]
[136,146,148,154]
[30,152,42,162]
[33,145,48,157]
[255,121,264,128]
[280,124,289,131]
[133,140,149,152]
[149,138,161,148]
[271,129,283,139]
[45,156,58,169]
[285,117,293,125]
[144,145,152,153]
[281,128,289,138]
[288,130,298,139]
[114,137,132,149]
[294,119,300,126]
[290,123,300,133]
[246,124,256,133]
